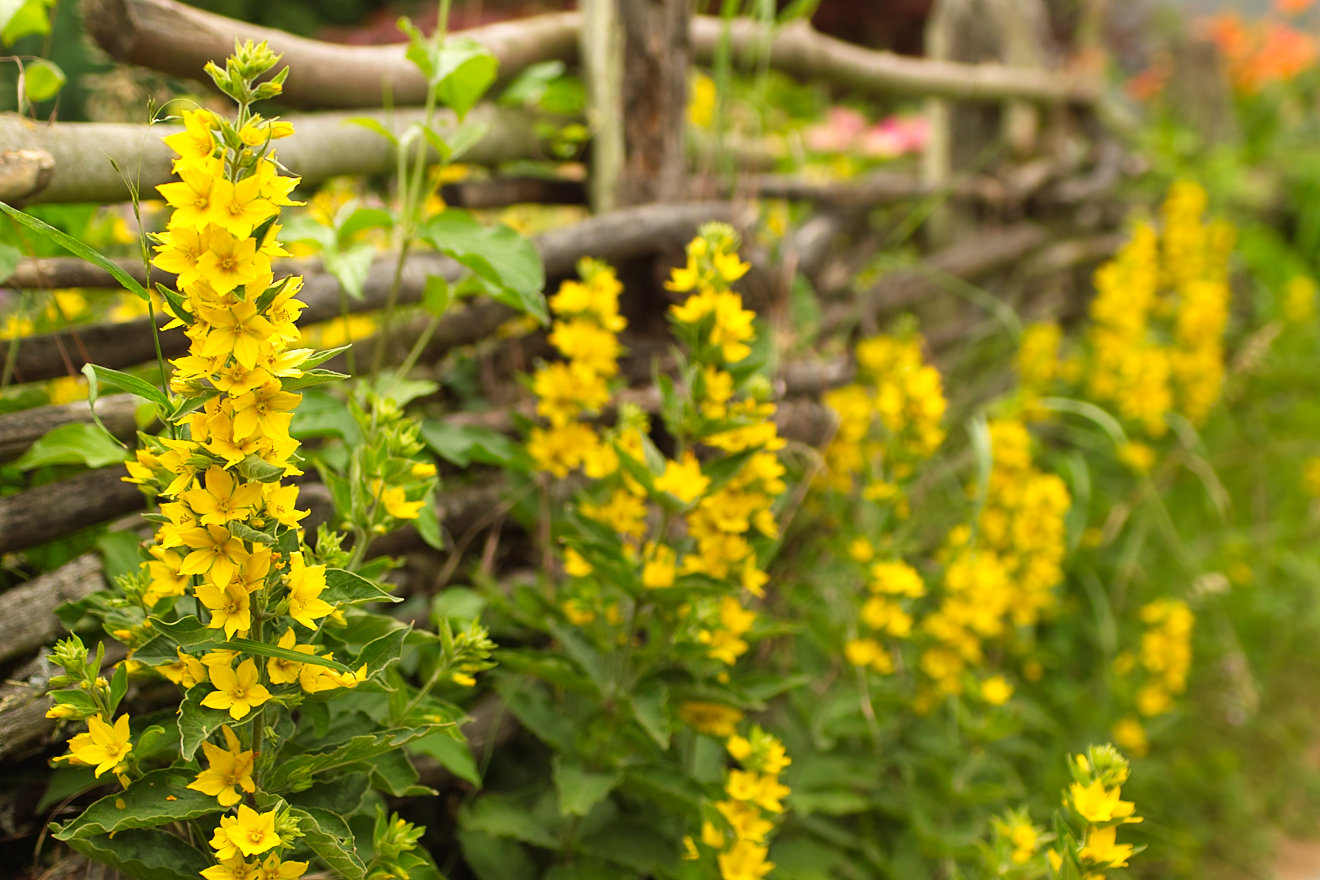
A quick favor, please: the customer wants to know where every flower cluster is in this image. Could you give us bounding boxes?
[843,558,924,675]
[1050,746,1143,879]
[1084,183,1233,436]
[918,419,1069,702]
[1120,597,1195,719]
[686,726,792,880]
[1201,9,1318,94]
[988,807,1045,872]
[527,257,627,478]
[63,41,372,878]
[819,331,947,513]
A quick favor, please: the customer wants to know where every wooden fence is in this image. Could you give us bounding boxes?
[0,0,1135,864]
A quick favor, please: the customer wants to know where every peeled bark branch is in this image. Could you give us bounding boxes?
[0,395,139,462]
[0,105,547,206]
[85,0,580,110]
[0,555,104,668]
[86,0,1099,110]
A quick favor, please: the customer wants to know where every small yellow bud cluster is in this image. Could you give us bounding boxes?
[917,419,1069,704]
[819,332,947,516]
[1085,182,1234,435]
[685,726,791,880]
[1049,746,1144,879]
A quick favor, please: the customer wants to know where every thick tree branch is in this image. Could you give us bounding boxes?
[0,105,548,205]
[85,0,1099,112]
[84,0,580,110]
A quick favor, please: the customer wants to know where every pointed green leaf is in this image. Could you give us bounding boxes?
[177,685,235,761]
[82,364,170,409]
[60,829,209,880]
[324,567,401,605]
[553,757,620,818]
[292,807,368,880]
[52,768,221,840]
[13,422,127,470]
[0,202,149,301]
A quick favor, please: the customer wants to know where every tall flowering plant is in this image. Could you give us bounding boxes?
[40,43,483,880]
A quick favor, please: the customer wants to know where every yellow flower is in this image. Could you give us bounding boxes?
[563,548,593,577]
[655,451,709,504]
[676,701,743,737]
[1112,717,1149,757]
[980,675,1014,706]
[211,804,282,859]
[641,543,677,589]
[187,725,256,806]
[200,856,258,880]
[62,713,132,777]
[1079,824,1135,869]
[1069,779,1138,824]
[716,839,773,880]
[195,580,253,639]
[266,627,312,684]
[201,658,272,720]
[178,524,248,589]
[371,480,424,520]
[254,853,308,880]
[286,551,334,629]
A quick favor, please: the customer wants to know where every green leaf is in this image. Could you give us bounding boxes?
[337,206,394,245]
[291,807,368,880]
[82,364,170,409]
[60,829,210,880]
[445,119,489,162]
[434,36,498,118]
[410,731,481,786]
[22,58,65,103]
[422,274,451,317]
[553,757,620,818]
[499,60,567,107]
[368,748,422,796]
[281,368,350,392]
[236,453,285,483]
[325,242,376,301]
[356,622,410,676]
[460,795,558,849]
[227,520,275,545]
[13,422,127,470]
[419,209,545,324]
[324,567,401,605]
[287,772,370,816]
[420,419,518,467]
[344,115,397,146]
[415,500,445,551]
[266,727,432,791]
[225,638,350,673]
[52,768,221,840]
[0,203,149,301]
[1,0,52,46]
[177,685,235,761]
[629,677,671,750]
[108,660,129,713]
[458,830,537,880]
[580,819,681,874]
[302,345,353,370]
